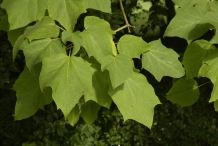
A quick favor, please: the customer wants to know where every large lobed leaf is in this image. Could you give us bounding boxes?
[40,54,93,117]
[142,39,184,81]
[109,72,160,128]
[84,0,111,13]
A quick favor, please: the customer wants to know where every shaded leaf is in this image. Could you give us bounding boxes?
[166,78,200,107]
[182,40,218,79]
[109,72,160,128]
[81,101,101,125]
[67,105,80,126]
[13,65,52,120]
[85,57,112,108]
[62,31,82,55]
[142,39,184,81]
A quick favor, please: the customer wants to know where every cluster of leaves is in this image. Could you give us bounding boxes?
[0,0,218,130]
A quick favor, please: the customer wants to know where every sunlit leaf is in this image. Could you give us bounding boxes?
[84,0,111,13]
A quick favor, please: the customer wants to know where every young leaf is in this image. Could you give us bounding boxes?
[182,40,218,79]
[62,31,82,55]
[109,72,160,128]
[198,55,218,102]
[25,16,60,42]
[84,0,111,13]
[1,0,47,30]
[142,39,185,81]
[13,65,53,120]
[67,105,80,126]
[101,54,133,89]
[23,38,66,71]
[82,16,117,63]
[166,78,200,107]
[81,101,101,125]
[85,58,112,109]
[47,0,86,31]
[39,54,92,117]
[117,35,150,59]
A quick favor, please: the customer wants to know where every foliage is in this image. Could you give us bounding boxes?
[1,0,218,145]
[0,0,218,133]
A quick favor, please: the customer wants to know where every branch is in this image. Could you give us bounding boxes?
[115,0,134,33]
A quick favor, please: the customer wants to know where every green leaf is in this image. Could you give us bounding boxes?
[172,0,205,8]
[117,35,150,59]
[109,72,160,128]
[23,38,66,71]
[101,54,133,89]
[0,14,9,31]
[26,16,60,42]
[85,58,112,108]
[48,0,86,31]
[84,0,111,13]
[62,31,82,55]
[182,40,218,79]
[215,100,218,112]
[164,7,209,43]
[1,0,47,30]
[142,39,185,81]
[67,105,80,126]
[40,54,92,117]
[13,17,60,60]
[81,101,101,125]
[13,65,53,120]
[8,27,26,46]
[198,55,218,102]
[166,78,200,107]
[82,16,117,63]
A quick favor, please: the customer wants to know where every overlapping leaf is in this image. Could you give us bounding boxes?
[67,105,80,126]
[182,40,218,79]
[215,100,218,112]
[62,31,82,55]
[198,54,218,102]
[48,0,86,31]
[101,54,133,89]
[142,39,185,81]
[13,65,52,120]
[40,54,93,116]
[25,16,60,42]
[13,17,60,60]
[165,1,218,44]
[81,101,101,125]
[1,0,47,30]
[109,72,160,128]
[85,58,112,108]
[84,0,111,13]
[23,38,66,71]
[82,16,117,63]
[166,78,200,107]
[172,0,206,8]
[117,35,150,59]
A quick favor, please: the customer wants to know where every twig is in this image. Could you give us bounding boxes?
[115,0,134,33]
